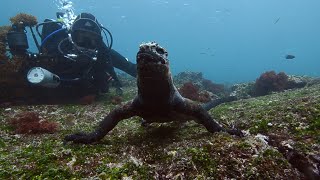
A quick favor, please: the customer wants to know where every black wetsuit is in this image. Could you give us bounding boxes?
[39,40,136,94]
[40,18,136,93]
[94,42,136,92]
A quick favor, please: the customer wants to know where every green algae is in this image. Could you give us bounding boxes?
[187,147,218,177]
[249,119,271,134]
[244,149,291,179]
[0,84,319,178]
[96,162,152,179]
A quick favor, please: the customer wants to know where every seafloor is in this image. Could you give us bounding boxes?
[0,76,319,179]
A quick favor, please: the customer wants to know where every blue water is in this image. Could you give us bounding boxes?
[1,0,319,83]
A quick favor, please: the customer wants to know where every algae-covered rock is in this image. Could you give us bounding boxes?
[307,77,320,87]
[173,71,204,87]
[286,75,312,89]
[230,82,255,99]
[0,82,319,179]
[9,13,37,26]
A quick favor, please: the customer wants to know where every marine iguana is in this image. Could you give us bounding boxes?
[65,42,243,144]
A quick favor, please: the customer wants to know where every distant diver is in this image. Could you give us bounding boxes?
[285,54,295,60]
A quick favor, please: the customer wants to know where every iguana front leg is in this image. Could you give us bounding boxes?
[65,100,138,144]
[174,98,243,137]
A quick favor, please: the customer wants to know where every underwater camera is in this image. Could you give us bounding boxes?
[27,67,60,88]
[7,23,29,53]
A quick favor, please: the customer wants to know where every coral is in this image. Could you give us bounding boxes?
[202,79,226,95]
[9,13,37,26]
[179,82,211,103]
[253,71,288,96]
[8,111,59,134]
[179,82,198,100]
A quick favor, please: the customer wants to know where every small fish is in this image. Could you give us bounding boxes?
[274,17,280,24]
[285,54,295,60]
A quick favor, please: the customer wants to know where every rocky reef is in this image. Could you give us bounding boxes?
[173,71,204,87]
[230,71,317,100]
[0,77,319,179]
[178,82,211,103]
[173,71,228,101]
[253,71,289,96]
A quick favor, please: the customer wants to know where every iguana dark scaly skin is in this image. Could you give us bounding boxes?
[65,42,243,144]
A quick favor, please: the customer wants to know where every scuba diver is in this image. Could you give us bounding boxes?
[42,12,137,94]
[7,12,137,96]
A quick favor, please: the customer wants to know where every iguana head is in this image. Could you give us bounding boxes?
[136,42,169,80]
[136,42,174,103]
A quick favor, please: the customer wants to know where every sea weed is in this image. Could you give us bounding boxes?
[9,13,37,26]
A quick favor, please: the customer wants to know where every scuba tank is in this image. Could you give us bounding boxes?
[37,19,68,55]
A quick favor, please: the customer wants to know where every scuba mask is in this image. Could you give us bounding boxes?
[71,13,102,50]
[72,30,101,50]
